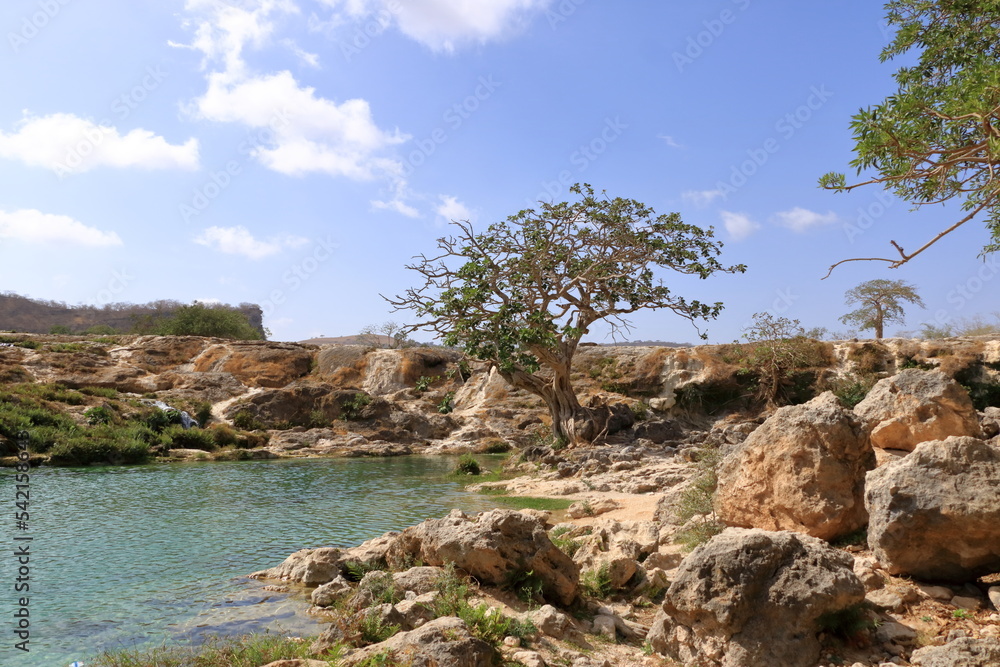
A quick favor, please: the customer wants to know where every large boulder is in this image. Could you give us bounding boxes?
[854,369,983,451]
[385,509,579,606]
[714,392,875,540]
[646,528,865,667]
[865,436,1000,582]
[250,547,343,586]
[333,616,495,667]
[910,637,1000,667]
[191,342,314,388]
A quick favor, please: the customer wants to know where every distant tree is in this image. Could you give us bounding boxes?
[49,325,71,334]
[358,321,412,349]
[389,183,744,444]
[839,279,925,339]
[150,303,263,340]
[820,0,1000,275]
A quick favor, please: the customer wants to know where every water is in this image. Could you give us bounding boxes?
[0,456,513,667]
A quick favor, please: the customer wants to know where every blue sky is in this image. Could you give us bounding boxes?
[0,0,996,343]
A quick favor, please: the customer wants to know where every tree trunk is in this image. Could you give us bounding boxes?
[875,304,884,339]
[543,366,594,445]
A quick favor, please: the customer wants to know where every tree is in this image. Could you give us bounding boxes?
[736,313,818,407]
[388,184,745,444]
[839,279,925,339]
[358,321,413,349]
[820,0,1000,276]
[149,303,263,340]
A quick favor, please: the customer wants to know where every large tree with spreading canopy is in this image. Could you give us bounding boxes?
[388,184,744,445]
[820,0,1000,276]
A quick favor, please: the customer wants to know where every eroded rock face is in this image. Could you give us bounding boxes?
[191,342,314,388]
[385,509,579,606]
[865,436,1000,582]
[910,637,1000,667]
[855,369,983,451]
[646,528,864,667]
[714,392,875,540]
[251,547,343,586]
[332,616,495,667]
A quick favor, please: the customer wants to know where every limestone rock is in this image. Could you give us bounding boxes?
[855,369,983,451]
[527,604,573,639]
[393,592,437,630]
[646,528,865,667]
[865,436,1000,581]
[391,566,445,595]
[311,575,352,607]
[385,509,579,606]
[250,547,342,586]
[714,392,875,540]
[191,342,314,388]
[335,616,494,667]
[567,497,620,519]
[910,637,1000,667]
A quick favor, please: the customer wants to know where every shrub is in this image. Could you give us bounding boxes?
[357,570,402,605]
[452,453,482,475]
[580,562,613,599]
[231,409,266,431]
[138,303,262,340]
[358,611,400,645]
[437,390,455,414]
[826,374,877,408]
[340,393,372,421]
[49,325,71,334]
[84,405,116,425]
[414,375,439,392]
[82,324,117,335]
[342,560,386,583]
[163,425,217,451]
[195,401,213,426]
[47,427,149,466]
[672,447,724,551]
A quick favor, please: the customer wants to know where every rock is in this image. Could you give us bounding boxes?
[633,419,684,443]
[592,614,617,640]
[567,497,621,519]
[250,547,342,586]
[646,528,865,667]
[527,605,573,639]
[392,566,445,595]
[980,407,1000,439]
[989,585,1000,611]
[853,555,884,591]
[311,576,352,607]
[876,620,917,645]
[385,509,579,606]
[952,595,982,611]
[519,509,553,528]
[865,436,1000,581]
[866,589,906,612]
[191,342,314,388]
[910,637,1000,667]
[336,616,494,667]
[512,651,546,667]
[714,392,875,540]
[855,370,983,451]
[394,592,437,630]
[917,584,955,601]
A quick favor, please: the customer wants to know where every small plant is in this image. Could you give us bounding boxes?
[358,610,400,644]
[342,560,386,583]
[84,405,115,425]
[827,374,876,408]
[550,526,584,558]
[231,409,265,431]
[341,392,372,420]
[817,603,874,640]
[354,648,394,667]
[672,446,724,551]
[921,615,933,622]
[632,401,649,421]
[195,401,213,426]
[452,453,482,476]
[79,386,119,399]
[581,562,613,599]
[358,570,402,605]
[307,409,329,428]
[437,390,455,414]
[952,608,973,620]
[505,568,545,604]
[414,375,439,392]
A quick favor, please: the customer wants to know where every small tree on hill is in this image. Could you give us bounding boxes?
[358,321,413,349]
[150,303,263,340]
[840,279,924,339]
[736,313,817,408]
[388,184,745,444]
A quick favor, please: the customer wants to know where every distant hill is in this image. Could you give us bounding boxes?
[0,292,265,338]
[598,340,693,348]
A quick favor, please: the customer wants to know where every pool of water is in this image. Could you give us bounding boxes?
[0,456,512,666]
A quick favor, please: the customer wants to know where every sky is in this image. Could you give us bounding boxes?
[0,0,996,344]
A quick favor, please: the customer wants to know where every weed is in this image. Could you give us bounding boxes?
[358,610,400,645]
[80,386,119,399]
[414,375,439,392]
[84,405,116,425]
[826,374,876,408]
[672,446,724,551]
[358,571,402,605]
[342,560,386,583]
[163,425,216,451]
[505,569,545,605]
[952,608,973,620]
[452,453,482,476]
[581,563,613,599]
[354,648,395,667]
[437,391,455,414]
[831,527,868,548]
[341,393,372,421]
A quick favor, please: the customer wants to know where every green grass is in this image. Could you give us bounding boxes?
[581,562,613,599]
[88,633,333,667]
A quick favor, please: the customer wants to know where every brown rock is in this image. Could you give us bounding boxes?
[646,528,865,667]
[714,392,875,540]
[250,547,342,585]
[192,342,314,388]
[334,616,494,667]
[385,509,579,606]
[865,436,1000,582]
[855,369,983,451]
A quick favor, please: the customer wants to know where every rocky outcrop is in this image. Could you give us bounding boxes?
[646,528,865,667]
[865,436,1000,582]
[330,616,494,667]
[385,509,579,606]
[250,547,343,586]
[910,637,1000,667]
[714,392,875,540]
[855,369,983,451]
[191,342,313,388]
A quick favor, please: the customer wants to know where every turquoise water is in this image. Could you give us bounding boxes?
[0,456,511,667]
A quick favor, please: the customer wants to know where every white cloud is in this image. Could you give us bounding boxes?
[372,198,420,218]
[0,113,199,175]
[435,195,473,223]
[194,225,308,259]
[281,38,320,67]
[0,209,123,247]
[720,211,760,241]
[682,189,725,208]
[179,1,408,181]
[318,0,552,52]
[658,135,682,149]
[772,207,839,232]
